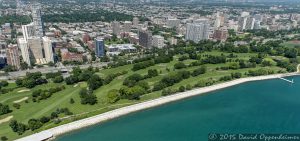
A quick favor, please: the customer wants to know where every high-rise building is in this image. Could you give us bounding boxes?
[254,14,263,22]
[214,12,225,28]
[133,17,139,27]
[22,23,36,41]
[6,44,20,69]
[185,19,210,43]
[27,37,43,61]
[124,21,132,32]
[152,35,165,48]
[166,18,181,28]
[31,3,44,37]
[238,16,255,31]
[95,39,106,57]
[138,29,152,48]
[254,20,261,29]
[42,37,54,63]
[245,17,255,30]
[213,29,228,41]
[112,21,120,35]
[238,17,247,31]
[18,38,31,66]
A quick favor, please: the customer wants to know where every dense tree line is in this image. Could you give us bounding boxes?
[9,107,72,135]
[132,60,155,71]
[104,71,128,85]
[153,70,190,91]
[202,55,227,64]
[174,62,187,69]
[247,69,275,76]
[0,15,31,25]
[123,69,158,87]
[119,82,149,100]
[31,86,66,102]
[45,71,64,83]
[65,67,96,85]
[43,10,133,23]
[15,72,48,88]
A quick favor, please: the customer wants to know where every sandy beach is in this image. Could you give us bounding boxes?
[15,73,299,141]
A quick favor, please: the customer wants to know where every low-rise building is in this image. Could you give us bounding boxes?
[107,44,136,55]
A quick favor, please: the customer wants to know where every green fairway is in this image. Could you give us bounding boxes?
[0,51,288,140]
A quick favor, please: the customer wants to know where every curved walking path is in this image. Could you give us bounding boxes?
[15,73,300,141]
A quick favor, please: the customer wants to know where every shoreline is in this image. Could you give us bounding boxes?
[15,73,300,141]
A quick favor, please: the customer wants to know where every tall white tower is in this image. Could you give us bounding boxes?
[31,3,44,37]
[186,19,210,43]
[42,37,54,63]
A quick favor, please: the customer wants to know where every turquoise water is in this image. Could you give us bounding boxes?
[56,76,300,141]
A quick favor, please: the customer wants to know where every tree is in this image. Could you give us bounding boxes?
[0,81,8,87]
[51,112,58,119]
[9,120,18,132]
[79,89,98,105]
[1,136,8,141]
[231,72,242,78]
[28,119,43,131]
[262,60,272,67]
[78,71,93,81]
[100,56,110,62]
[13,103,20,109]
[65,75,79,85]
[91,52,96,61]
[107,90,120,103]
[22,78,36,88]
[15,78,23,87]
[132,60,155,71]
[146,69,158,78]
[9,120,28,135]
[0,103,11,115]
[120,86,146,100]
[174,62,187,69]
[70,98,75,104]
[39,116,50,124]
[186,84,192,90]
[20,62,29,70]
[179,86,185,92]
[53,76,64,83]
[87,75,103,90]
[284,48,298,58]
[2,65,15,72]
[46,72,62,79]
[72,67,82,76]
[123,74,143,87]
[192,66,207,76]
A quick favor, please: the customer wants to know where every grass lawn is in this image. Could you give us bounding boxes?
[281,41,300,48]
[0,51,288,140]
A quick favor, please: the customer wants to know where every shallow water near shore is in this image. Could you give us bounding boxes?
[56,76,300,141]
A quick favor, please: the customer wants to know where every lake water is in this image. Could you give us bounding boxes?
[56,76,300,141]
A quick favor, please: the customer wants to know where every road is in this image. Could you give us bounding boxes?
[3,62,109,80]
